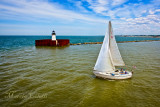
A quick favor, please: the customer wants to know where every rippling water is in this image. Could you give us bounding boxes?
[0,36,160,107]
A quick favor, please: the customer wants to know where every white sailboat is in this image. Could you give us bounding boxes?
[93,21,132,80]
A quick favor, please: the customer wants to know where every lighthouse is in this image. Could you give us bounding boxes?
[35,29,69,46]
[52,30,56,40]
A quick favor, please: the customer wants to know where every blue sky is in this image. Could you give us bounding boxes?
[0,0,160,35]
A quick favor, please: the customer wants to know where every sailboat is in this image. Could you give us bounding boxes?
[93,21,132,80]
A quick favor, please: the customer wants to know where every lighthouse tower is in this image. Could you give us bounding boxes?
[52,30,56,40]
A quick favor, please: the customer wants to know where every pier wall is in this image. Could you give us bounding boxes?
[35,39,69,46]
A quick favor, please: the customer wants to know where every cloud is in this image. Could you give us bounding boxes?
[0,0,160,35]
[125,14,160,25]
[155,9,160,12]
[84,0,129,16]
[0,0,106,23]
[84,0,160,20]
[149,10,155,14]
[112,0,128,6]
[85,0,109,14]
[113,13,160,35]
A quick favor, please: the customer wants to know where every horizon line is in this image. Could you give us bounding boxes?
[0,35,159,36]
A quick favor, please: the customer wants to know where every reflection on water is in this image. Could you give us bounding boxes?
[0,41,160,107]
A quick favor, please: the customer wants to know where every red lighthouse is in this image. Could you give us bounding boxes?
[35,30,70,46]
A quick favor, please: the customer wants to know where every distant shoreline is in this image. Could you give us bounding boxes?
[120,35,160,38]
[0,35,159,37]
[70,40,160,45]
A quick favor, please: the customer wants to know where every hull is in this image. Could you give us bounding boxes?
[93,71,132,80]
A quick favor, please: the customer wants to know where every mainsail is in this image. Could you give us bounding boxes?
[94,21,125,73]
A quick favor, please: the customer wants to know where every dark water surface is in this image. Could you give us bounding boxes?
[0,36,160,107]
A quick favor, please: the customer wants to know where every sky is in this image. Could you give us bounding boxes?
[0,0,160,35]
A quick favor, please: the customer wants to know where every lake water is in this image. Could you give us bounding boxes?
[0,36,160,107]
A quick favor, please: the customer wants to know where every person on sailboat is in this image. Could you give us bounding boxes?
[120,69,128,74]
[120,68,124,74]
[115,70,119,72]
[125,70,128,74]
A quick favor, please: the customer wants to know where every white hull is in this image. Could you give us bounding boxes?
[93,71,132,80]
